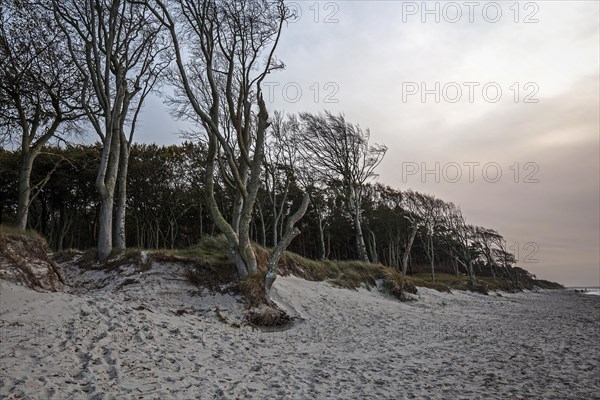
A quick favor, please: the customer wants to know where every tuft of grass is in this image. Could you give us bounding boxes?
[0,225,43,253]
[172,235,230,265]
[0,224,41,237]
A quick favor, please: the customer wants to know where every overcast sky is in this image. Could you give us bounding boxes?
[137,0,600,287]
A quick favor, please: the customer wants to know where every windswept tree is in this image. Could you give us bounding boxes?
[473,226,504,280]
[397,190,423,297]
[418,193,446,284]
[0,1,83,230]
[299,111,387,263]
[442,204,478,287]
[52,0,167,261]
[141,0,308,290]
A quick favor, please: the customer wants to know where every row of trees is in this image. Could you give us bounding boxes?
[0,138,523,293]
[1,0,528,298]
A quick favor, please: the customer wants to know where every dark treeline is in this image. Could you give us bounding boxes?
[0,141,529,288]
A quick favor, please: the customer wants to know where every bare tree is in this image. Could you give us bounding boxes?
[474,226,503,280]
[299,112,387,263]
[0,1,83,230]
[52,0,166,261]
[140,0,307,284]
[397,190,422,299]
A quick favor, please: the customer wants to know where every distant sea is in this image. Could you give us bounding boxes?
[571,288,600,296]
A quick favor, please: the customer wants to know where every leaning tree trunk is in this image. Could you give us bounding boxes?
[16,152,36,230]
[205,134,246,277]
[367,229,378,264]
[265,193,310,302]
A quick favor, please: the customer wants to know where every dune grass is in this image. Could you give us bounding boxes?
[49,234,554,301]
[151,235,420,302]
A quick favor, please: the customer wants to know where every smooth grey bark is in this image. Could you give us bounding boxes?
[96,124,121,261]
[353,214,369,263]
[350,189,369,263]
[265,193,310,302]
[114,133,130,250]
[16,153,35,229]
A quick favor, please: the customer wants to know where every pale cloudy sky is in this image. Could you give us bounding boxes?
[138,1,600,287]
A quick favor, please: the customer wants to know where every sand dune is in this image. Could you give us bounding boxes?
[1,260,598,399]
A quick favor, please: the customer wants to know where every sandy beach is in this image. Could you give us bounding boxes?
[1,260,599,399]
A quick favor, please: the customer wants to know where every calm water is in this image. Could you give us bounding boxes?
[571,288,600,296]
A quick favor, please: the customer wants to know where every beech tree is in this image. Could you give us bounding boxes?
[141,0,308,287]
[52,0,166,261]
[397,190,423,298]
[299,112,387,263]
[0,1,83,230]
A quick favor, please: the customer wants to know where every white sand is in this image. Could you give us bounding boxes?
[1,259,599,399]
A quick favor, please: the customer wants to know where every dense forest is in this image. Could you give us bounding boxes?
[0,0,542,298]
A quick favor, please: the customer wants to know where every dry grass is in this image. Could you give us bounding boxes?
[0,225,41,253]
